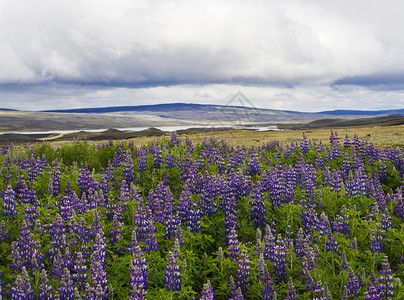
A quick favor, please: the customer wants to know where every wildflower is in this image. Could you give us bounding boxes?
[165,251,181,292]
[237,250,251,296]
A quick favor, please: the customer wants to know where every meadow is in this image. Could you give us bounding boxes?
[0,127,403,299]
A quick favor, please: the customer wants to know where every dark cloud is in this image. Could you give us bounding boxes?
[334,73,404,89]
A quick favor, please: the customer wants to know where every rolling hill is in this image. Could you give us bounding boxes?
[0,103,402,134]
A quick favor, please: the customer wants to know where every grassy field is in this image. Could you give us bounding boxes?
[47,124,404,148]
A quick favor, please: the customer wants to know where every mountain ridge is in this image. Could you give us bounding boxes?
[42,102,404,116]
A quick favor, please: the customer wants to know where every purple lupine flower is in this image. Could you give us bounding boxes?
[229,275,244,300]
[350,237,358,250]
[0,270,3,299]
[330,170,343,193]
[83,283,93,300]
[165,251,181,292]
[11,220,45,275]
[224,196,237,241]
[258,253,275,300]
[366,284,380,300]
[164,150,175,169]
[199,189,218,216]
[91,260,108,298]
[227,229,240,261]
[90,209,103,237]
[34,219,42,234]
[313,281,325,299]
[369,269,379,289]
[2,184,17,218]
[153,145,163,169]
[188,202,201,233]
[380,212,392,232]
[78,167,97,197]
[370,228,384,253]
[123,160,135,184]
[147,181,174,224]
[326,232,339,254]
[59,268,75,299]
[10,266,35,300]
[340,251,349,270]
[0,220,8,242]
[301,132,309,154]
[138,154,148,172]
[315,153,324,170]
[294,228,307,258]
[144,220,158,251]
[250,189,267,228]
[132,188,148,237]
[58,195,76,223]
[49,214,67,254]
[247,153,263,176]
[346,267,361,299]
[93,229,107,265]
[285,277,299,300]
[332,206,350,236]
[254,233,264,257]
[302,243,317,271]
[130,264,147,300]
[170,131,181,146]
[393,194,404,218]
[176,184,193,224]
[379,256,395,299]
[62,246,74,272]
[263,225,275,261]
[273,234,287,284]
[50,166,61,196]
[200,280,215,300]
[74,192,88,215]
[128,230,139,253]
[165,214,181,240]
[300,206,319,235]
[72,252,88,292]
[72,217,90,249]
[173,238,181,259]
[302,267,314,292]
[90,229,108,298]
[130,243,149,299]
[109,214,123,252]
[237,249,251,296]
[25,204,41,228]
[51,251,64,281]
[322,283,332,300]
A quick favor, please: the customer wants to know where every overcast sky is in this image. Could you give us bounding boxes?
[0,0,404,111]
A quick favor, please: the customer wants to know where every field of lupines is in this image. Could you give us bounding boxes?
[0,131,403,299]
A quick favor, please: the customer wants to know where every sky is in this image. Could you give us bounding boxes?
[0,0,404,112]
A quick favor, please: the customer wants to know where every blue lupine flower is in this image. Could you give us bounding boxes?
[165,251,181,292]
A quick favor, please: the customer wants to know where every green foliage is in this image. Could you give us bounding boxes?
[0,135,403,299]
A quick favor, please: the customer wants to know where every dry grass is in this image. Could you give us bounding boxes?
[46,124,404,149]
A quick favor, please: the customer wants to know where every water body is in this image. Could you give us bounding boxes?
[0,125,280,135]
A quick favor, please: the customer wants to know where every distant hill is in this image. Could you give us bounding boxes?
[44,103,404,117]
[317,108,404,116]
[43,103,265,114]
[279,115,404,130]
[0,103,402,134]
[0,108,18,111]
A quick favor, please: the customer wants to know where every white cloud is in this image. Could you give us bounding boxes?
[0,0,404,110]
[1,0,404,85]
